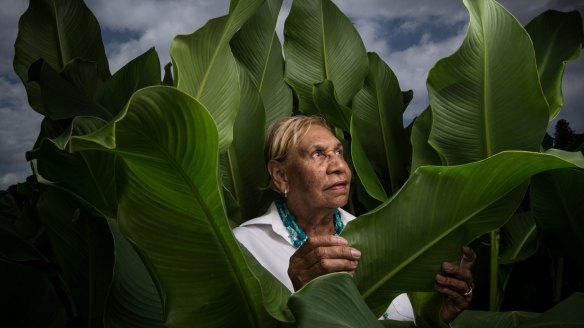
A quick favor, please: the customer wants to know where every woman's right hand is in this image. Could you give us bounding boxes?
[287,235,361,291]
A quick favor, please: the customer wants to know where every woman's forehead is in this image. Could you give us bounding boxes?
[296,125,341,149]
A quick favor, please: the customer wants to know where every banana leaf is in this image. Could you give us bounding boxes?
[530,168,584,267]
[26,48,161,219]
[353,52,411,193]
[69,86,277,327]
[37,187,114,327]
[344,150,584,315]
[499,211,538,264]
[13,0,110,115]
[350,118,388,202]
[525,10,584,119]
[220,65,272,223]
[104,220,164,327]
[284,0,368,114]
[288,273,384,328]
[427,0,549,165]
[452,292,584,327]
[410,107,443,173]
[313,80,352,132]
[170,0,265,152]
[28,59,111,120]
[230,0,292,126]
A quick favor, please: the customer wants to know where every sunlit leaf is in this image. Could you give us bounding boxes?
[427,0,549,164]
[231,0,292,126]
[170,0,265,152]
[284,0,368,113]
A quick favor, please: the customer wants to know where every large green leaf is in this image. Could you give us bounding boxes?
[350,118,388,202]
[313,80,352,132]
[13,0,110,115]
[499,211,538,264]
[526,10,584,119]
[170,0,264,152]
[427,0,549,165]
[104,220,164,327]
[284,0,368,113]
[452,310,538,328]
[37,187,114,327]
[96,47,162,116]
[28,118,119,219]
[230,0,292,126]
[28,59,111,120]
[451,292,584,327]
[410,107,443,173]
[530,168,584,267]
[69,86,276,327]
[288,273,384,328]
[353,52,411,193]
[343,150,584,315]
[519,292,584,327]
[220,65,272,223]
[26,48,161,219]
[240,245,294,323]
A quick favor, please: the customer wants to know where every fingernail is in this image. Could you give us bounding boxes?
[444,263,454,271]
[436,274,445,283]
[351,248,361,259]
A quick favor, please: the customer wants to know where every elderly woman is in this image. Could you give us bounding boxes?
[233,115,475,324]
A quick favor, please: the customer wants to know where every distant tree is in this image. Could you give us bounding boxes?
[554,119,575,149]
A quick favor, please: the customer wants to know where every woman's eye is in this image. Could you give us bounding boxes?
[313,151,323,157]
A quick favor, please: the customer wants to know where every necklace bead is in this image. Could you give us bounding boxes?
[275,199,344,248]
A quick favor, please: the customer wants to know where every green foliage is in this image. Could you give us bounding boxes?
[4,0,584,327]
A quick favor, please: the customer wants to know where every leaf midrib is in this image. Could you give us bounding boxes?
[127,109,259,326]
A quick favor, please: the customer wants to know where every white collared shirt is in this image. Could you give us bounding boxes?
[233,202,415,322]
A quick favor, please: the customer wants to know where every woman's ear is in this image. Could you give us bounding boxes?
[268,160,288,194]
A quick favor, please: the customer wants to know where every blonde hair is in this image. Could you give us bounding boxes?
[264,115,331,190]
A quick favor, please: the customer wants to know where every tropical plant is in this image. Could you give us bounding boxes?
[2,0,584,327]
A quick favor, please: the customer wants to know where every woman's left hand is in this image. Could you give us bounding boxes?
[434,245,476,323]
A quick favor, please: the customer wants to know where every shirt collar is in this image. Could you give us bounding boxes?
[239,202,356,246]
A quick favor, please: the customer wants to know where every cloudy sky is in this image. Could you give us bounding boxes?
[1,0,583,189]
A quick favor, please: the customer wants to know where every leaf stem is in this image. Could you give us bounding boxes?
[489,229,499,311]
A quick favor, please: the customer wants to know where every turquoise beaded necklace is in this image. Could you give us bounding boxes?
[275,199,344,248]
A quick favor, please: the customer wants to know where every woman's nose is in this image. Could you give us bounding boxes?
[327,155,347,174]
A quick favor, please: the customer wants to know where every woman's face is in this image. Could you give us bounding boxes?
[284,124,352,211]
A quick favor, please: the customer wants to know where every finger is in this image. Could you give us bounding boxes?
[309,235,349,247]
[296,235,348,256]
[460,245,477,271]
[441,261,472,284]
[435,283,471,306]
[305,245,361,266]
[309,258,359,277]
[435,273,469,294]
